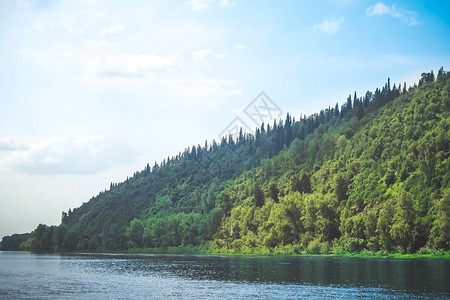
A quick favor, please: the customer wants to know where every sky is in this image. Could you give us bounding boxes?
[1,0,449,238]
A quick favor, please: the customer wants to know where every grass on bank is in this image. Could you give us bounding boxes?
[126,244,450,259]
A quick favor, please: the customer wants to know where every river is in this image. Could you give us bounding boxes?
[0,251,449,299]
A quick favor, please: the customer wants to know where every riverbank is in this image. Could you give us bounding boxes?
[125,245,450,260]
[3,245,449,260]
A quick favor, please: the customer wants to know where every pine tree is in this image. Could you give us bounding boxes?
[254,187,265,208]
[269,183,279,203]
[347,94,352,111]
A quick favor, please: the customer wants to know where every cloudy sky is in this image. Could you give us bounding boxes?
[1,0,449,238]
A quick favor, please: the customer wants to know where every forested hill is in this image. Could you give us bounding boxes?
[3,68,449,254]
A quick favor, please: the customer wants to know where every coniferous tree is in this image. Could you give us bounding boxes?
[346,94,352,111]
[269,183,279,203]
[299,173,311,194]
[254,187,265,208]
[335,173,348,202]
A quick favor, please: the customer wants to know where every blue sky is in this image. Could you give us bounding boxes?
[0,0,449,237]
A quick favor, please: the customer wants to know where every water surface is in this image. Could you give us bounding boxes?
[0,251,449,299]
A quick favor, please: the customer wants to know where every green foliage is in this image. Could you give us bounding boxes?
[212,69,450,254]
[14,69,450,255]
[0,233,30,251]
[430,190,450,249]
[254,186,265,208]
[334,173,348,202]
[125,219,144,248]
[299,173,312,194]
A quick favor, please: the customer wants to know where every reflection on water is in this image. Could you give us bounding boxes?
[0,251,449,299]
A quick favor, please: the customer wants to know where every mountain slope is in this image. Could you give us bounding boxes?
[211,70,449,254]
[4,69,449,254]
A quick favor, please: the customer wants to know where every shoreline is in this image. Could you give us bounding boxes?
[95,247,450,260]
[3,247,449,260]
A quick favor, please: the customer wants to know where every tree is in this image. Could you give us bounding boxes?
[29,224,47,252]
[316,196,339,241]
[385,169,396,186]
[334,173,348,202]
[53,224,67,250]
[126,219,144,248]
[364,91,372,107]
[356,103,364,120]
[299,173,311,194]
[346,94,352,111]
[430,190,450,249]
[0,233,30,251]
[334,103,340,118]
[62,230,79,251]
[390,192,415,251]
[377,201,394,251]
[61,211,68,223]
[269,183,279,203]
[420,148,436,186]
[301,195,317,234]
[254,187,265,208]
[291,176,301,193]
[219,193,232,215]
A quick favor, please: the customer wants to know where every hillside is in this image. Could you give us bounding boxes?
[211,70,450,254]
[3,69,449,254]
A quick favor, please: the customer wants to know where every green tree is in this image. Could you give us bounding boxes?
[126,219,144,248]
[390,192,415,251]
[299,173,311,194]
[385,169,396,185]
[291,176,301,193]
[430,190,450,249]
[269,183,279,203]
[254,187,265,208]
[377,201,394,251]
[334,173,348,202]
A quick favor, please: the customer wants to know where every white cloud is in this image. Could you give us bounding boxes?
[0,138,28,151]
[101,24,124,36]
[87,53,179,77]
[219,0,236,7]
[236,45,245,50]
[366,2,391,15]
[366,2,420,26]
[215,52,227,58]
[192,49,213,60]
[1,136,135,175]
[313,18,345,34]
[187,0,214,11]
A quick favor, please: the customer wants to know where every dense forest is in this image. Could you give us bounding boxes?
[2,68,449,255]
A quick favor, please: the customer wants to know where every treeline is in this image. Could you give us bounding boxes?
[0,233,30,251]
[10,68,449,254]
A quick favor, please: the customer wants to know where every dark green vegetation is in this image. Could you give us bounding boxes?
[2,69,449,256]
[0,233,30,251]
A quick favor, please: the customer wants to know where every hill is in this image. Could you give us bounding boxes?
[2,68,449,254]
[211,70,449,254]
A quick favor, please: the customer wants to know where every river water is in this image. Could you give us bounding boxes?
[0,251,449,299]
